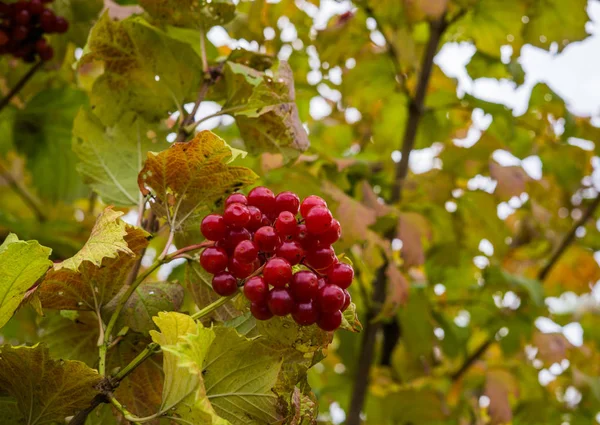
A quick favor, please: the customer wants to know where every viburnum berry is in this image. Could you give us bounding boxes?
[225,192,248,206]
[292,301,319,326]
[328,263,354,289]
[246,206,263,231]
[317,310,342,331]
[233,240,258,264]
[248,186,276,215]
[294,223,319,250]
[212,272,238,296]
[305,245,336,270]
[317,284,345,313]
[201,214,226,241]
[250,302,273,321]
[300,195,327,218]
[342,289,351,312]
[223,227,251,252]
[228,257,255,279]
[289,270,319,302]
[254,226,280,252]
[263,257,292,288]
[275,240,304,265]
[305,206,333,235]
[320,219,341,245]
[275,191,300,215]
[275,211,297,236]
[200,247,228,274]
[267,288,295,316]
[243,276,268,303]
[223,202,251,228]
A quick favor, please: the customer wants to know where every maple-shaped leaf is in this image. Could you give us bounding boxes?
[0,233,52,329]
[186,261,240,322]
[138,130,258,228]
[0,344,101,425]
[227,61,310,162]
[256,315,332,354]
[79,12,204,125]
[38,208,149,310]
[73,108,169,206]
[140,0,235,29]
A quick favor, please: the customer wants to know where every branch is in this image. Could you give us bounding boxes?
[346,12,449,425]
[451,338,494,381]
[0,60,43,113]
[538,192,600,280]
[0,161,47,222]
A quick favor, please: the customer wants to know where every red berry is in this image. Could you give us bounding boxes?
[317,277,327,290]
[37,45,53,61]
[305,206,333,235]
[328,263,354,289]
[341,289,351,312]
[317,284,345,313]
[0,30,7,46]
[201,214,227,241]
[243,276,268,303]
[200,247,228,274]
[28,0,44,14]
[35,38,47,52]
[317,310,342,331]
[289,270,319,302]
[275,211,297,236]
[292,301,319,326]
[294,224,319,250]
[246,206,263,231]
[223,202,251,228]
[13,1,28,12]
[12,25,28,41]
[225,192,248,206]
[254,226,280,252]
[248,186,276,214]
[305,245,336,269]
[223,227,251,252]
[15,9,30,24]
[300,195,327,218]
[263,257,292,288]
[54,16,69,33]
[260,214,272,226]
[250,302,273,320]
[233,240,258,264]
[267,288,295,316]
[212,272,238,296]
[228,257,255,279]
[40,9,55,32]
[320,219,341,245]
[275,240,304,265]
[275,191,300,214]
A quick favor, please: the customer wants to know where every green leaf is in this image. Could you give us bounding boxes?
[138,130,258,228]
[73,108,169,206]
[140,0,236,29]
[485,266,545,306]
[0,233,51,329]
[13,87,88,203]
[523,0,589,51]
[256,314,332,354]
[80,13,204,125]
[466,51,524,84]
[119,281,185,334]
[227,61,310,162]
[0,344,101,425]
[340,302,362,333]
[38,207,149,310]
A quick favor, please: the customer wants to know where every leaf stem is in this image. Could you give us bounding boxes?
[158,229,175,261]
[113,342,160,382]
[109,396,161,423]
[0,60,43,113]
[190,293,237,321]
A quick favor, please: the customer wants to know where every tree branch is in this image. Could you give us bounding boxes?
[0,60,43,113]
[346,13,448,425]
[451,338,494,381]
[0,161,47,222]
[538,192,600,280]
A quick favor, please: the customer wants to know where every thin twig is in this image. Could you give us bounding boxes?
[0,162,47,222]
[451,338,494,381]
[346,12,449,425]
[538,192,600,280]
[0,60,44,113]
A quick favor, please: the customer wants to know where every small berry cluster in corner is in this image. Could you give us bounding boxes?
[0,0,68,62]
[200,187,354,331]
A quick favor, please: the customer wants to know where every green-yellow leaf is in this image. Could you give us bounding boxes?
[0,344,101,425]
[140,0,236,29]
[138,130,258,228]
[0,234,51,329]
[73,108,169,206]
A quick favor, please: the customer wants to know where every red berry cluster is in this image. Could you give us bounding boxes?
[200,187,354,331]
[0,0,68,62]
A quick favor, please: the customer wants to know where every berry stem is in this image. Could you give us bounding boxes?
[113,342,161,383]
[168,241,215,258]
[0,60,43,113]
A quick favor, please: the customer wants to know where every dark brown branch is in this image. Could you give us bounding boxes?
[538,192,600,280]
[0,60,43,113]
[451,338,494,381]
[346,13,448,425]
[175,78,212,143]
